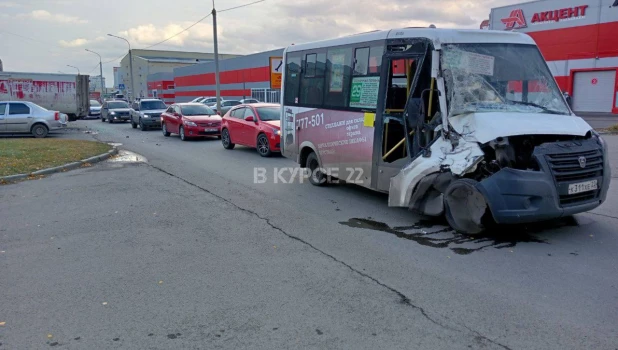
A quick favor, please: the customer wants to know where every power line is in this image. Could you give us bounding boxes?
[142,13,212,49]
[102,53,126,65]
[0,30,71,52]
[142,0,267,50]
[219,0,266,12]
[88,63,100,74]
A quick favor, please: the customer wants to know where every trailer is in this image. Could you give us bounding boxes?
[0,72,90,121]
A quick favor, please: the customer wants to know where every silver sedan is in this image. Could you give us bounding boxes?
[0,101,68,138]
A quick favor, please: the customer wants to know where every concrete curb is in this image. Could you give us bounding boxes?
[0,146,118,184]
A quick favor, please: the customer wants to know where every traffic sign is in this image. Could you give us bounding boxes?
[118,83,125,89]
[269,57,282,89]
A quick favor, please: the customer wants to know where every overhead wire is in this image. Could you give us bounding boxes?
[141,0,267,50]
[142,13,212,50]
[219,0,266,12]
[1,0,268,70]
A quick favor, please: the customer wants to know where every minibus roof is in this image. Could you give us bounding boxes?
[285,28,535,53]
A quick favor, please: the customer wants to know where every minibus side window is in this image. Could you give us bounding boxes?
[284,53,302,105]
[324,47,353,108]
[300,52,326,106]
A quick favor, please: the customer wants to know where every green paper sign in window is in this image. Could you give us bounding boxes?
[350,76,380,109]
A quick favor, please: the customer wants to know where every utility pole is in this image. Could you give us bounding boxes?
[86,49,105,95]
[212,1,222,113]
[108,34,135,101]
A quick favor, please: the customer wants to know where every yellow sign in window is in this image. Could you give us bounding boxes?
[270,57,283,89]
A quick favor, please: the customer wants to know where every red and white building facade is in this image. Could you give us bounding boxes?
[147,72,175,105]
[490,0,618,114]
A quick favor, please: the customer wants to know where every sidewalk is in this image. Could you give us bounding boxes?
[578,112,617,130]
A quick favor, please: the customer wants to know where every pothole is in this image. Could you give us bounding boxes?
[107,150,148,163]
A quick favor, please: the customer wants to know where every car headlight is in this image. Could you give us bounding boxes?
[591,130,607,153]
[272,128,281,136]
[184,120,197,126]
[142,114,150,118]
[110,111,116,115]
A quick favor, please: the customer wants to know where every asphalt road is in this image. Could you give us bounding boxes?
[1,119,617,349]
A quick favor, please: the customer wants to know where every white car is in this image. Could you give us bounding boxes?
[190,97,207,103]
[0,101,68,138]
[89,100,102,118]
[239,98,260,104]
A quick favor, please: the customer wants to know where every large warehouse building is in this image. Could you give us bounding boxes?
[489,0,618,114]
[117,49,239,100]
[173,48,284,103]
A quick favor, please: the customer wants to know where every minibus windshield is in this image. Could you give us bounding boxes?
[441,43,570,117]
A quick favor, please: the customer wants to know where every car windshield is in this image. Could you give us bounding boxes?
[256,107,280,121]
[181,104,216,116]
[226,101,241,106]
[108,102,128,109]
[141,101,167,110]
[90,100,101,106]
[441,43,570,116]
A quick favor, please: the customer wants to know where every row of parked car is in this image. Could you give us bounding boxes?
[93,97,281,157]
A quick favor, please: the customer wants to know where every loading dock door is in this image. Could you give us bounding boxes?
[572,70,616,113]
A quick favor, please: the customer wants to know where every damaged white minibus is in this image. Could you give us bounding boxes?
[280,27,610,234]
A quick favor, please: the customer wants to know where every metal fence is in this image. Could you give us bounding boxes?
[251,88,281,103]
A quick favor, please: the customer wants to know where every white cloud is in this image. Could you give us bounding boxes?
[117,22,214,48]
[23,10,88,24]
[59,38,89,47]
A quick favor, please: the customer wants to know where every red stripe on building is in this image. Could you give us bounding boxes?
[529,21,618,61]
[175,89,252,97]
[175,67,269,87]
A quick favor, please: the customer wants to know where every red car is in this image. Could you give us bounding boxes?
[161,103,222,141]
[221,103,281,157]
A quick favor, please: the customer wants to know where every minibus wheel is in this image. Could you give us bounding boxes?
[444,178,488,235]
[307,152,327,186]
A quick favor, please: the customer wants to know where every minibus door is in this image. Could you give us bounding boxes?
[373,55,421,192]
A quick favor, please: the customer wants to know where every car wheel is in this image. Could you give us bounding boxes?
[179,126,187,141]
[306,152,327,186]
[162,123,171,137]
[140,119,147,131]
[31,124,49,138]
[257,133,272,157]
[221,128,235,149]
[131,119,137,129]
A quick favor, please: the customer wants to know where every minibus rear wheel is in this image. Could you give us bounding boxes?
[307,152,327,186]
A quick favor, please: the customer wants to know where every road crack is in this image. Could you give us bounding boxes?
[150,164,512,350]
[587,212,618,220]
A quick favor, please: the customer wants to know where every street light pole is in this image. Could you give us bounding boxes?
[107,34,135,101]
[67,65,80,75]
[85,49,105,95]
[212,1,221,113]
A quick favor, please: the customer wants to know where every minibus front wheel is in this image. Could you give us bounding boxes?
[444,178,491,235]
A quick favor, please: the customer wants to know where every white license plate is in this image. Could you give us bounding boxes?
[568,180,598,195]
[205,128,217,132]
